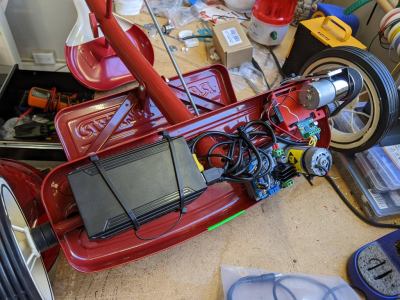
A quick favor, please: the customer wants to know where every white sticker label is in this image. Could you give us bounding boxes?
[222,27,242,47]
[369,189,388,210]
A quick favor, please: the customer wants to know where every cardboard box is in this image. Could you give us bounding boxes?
[213,20,253,68]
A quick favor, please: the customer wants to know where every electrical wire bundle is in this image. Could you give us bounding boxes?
[263,91,311,146]
[369,8,400,61]
[189,120,277,183]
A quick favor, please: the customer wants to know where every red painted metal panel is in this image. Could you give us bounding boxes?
[56,65,237,160]
[42,82,330,272]
[65,25,155,91]
[84,0,194,124]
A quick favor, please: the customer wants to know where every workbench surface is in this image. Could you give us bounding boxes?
[50,13,395,300]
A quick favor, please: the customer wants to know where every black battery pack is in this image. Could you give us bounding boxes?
[68,136,207,239]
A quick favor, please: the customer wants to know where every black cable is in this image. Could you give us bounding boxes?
[181,34,213,40]
[252,57,271,90]
[189,120,276,183]
[366,3,377,26]
[134,212,183,241]
[267,46,285,78]
[369,19,400,50]
[276,136,308,146]
[325,175,400,229]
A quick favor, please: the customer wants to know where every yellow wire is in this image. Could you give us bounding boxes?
[308,136,317,147]
[391,62,400,75]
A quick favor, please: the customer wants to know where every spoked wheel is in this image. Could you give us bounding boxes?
[0,177,54,299]
[301,47,399,153]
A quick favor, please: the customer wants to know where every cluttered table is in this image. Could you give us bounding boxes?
[50,11,395,300]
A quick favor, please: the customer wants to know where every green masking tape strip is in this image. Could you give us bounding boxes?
[207,210,246,231]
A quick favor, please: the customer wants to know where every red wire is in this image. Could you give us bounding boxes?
[15,107,33,126]
[265,91,306,142]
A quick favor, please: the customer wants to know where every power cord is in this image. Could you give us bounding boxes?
[325,175,400,229]
[189,120,276,183]
[252,57,271,90]
[134,212,183,241]
[267,46,285,78]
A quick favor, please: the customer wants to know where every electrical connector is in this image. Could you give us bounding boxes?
[267,185,280,196]
[272,148,284,158]
[203,168,224,186]
[281,179,294,188]
[192,154,204,172]
[297,118,321,139]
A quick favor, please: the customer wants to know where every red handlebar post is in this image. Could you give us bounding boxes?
[85,0,194,124]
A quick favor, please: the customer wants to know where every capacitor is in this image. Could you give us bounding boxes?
[287,146,332,177]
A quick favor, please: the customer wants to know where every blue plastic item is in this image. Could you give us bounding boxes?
[348,230,400,300]
[317,3,360,35]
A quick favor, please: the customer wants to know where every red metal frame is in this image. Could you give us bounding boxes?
[84,0,193,124]
[56,65,237,160]
[42,81,330,272]
[37,0,332,273]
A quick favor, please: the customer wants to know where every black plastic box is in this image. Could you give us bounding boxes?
[68,137,207,239]
[0,65,94,161]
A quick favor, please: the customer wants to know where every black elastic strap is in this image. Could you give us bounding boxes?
[162,132,187,213]
[89,155,140,230]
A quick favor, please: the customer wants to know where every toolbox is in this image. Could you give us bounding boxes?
[282,16,366,76]
[0,65,94,161]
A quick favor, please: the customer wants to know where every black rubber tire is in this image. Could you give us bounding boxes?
[0,183,44,300]
[300,46,399,153]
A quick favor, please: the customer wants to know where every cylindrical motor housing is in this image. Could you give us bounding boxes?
[299,78,349,110]
[287,146,332,177]
[298,67,363,110]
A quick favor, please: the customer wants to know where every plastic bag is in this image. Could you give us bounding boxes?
[167,7,198,27]
[166,2,205,27]
[221,265,360,300]
[237,62,268,94]
[0,117,20,140]
[252,43,283,88]
[147,0,183,16]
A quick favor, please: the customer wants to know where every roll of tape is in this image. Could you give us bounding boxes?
[380,8,400,30]
[389,22,400,42]
[381,9,400,38]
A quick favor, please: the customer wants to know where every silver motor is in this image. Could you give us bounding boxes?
[299,68,363,111]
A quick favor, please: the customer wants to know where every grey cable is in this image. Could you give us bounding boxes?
[142,0,200,116]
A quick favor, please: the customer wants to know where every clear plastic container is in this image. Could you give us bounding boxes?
[361,189,400,219]
[355,146,400,192]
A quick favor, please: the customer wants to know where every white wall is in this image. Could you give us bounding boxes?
[0,7,19,65]
[5,0,77,62]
